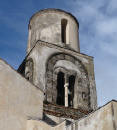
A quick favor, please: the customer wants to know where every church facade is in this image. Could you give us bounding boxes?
[0,9,117,130]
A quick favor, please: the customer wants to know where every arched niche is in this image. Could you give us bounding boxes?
[25,58,34,82]
[45,53,90,109]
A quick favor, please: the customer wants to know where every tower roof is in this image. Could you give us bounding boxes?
[29,8,79,28]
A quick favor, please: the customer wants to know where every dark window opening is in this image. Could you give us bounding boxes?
[68,75,75,107]
[61,19,67,43]
[57,72,65,105]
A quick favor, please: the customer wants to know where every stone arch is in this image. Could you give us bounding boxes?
[25,58,34,82]
[45,53,90,109]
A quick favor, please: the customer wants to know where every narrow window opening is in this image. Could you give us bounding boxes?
[57,72,65,105]
[61,19,67,43]
[68,75,75,107]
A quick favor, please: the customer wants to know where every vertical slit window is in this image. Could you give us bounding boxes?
[61,19,67,43]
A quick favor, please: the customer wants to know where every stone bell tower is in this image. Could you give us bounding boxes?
[18,9,97,122]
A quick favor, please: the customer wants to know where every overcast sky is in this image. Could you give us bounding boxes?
[0,0,117,107]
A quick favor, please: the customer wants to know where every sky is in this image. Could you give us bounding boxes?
[0,0,117,107]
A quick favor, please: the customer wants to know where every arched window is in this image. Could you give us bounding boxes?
[61,19,67,43]
[56,72,65,105]
[56,71,76,107]
[46,54,90,109]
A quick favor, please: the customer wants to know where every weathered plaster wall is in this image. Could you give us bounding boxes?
[27,9,79,53]
[112,101,117,129]
[67,101,117,130]
[0,59,44,130]
[26,119,66,130]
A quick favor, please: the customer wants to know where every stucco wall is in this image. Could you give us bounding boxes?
[0,59,44,130]
[112,101,117,129]
[26,119,66,130]
[67,101,117,130]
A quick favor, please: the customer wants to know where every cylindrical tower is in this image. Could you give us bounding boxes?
[27,9,80,53]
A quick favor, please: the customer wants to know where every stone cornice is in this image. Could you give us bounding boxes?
[35,40,93,61]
